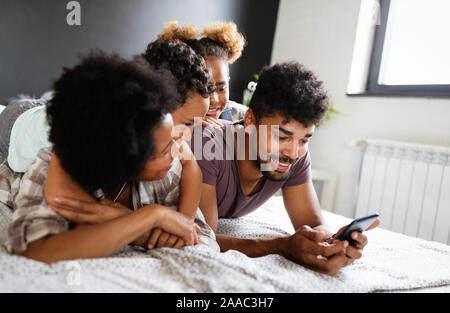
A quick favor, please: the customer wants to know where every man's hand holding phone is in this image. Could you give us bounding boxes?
[284,214,381,275]
[327,213,381,266]
[283,225,350,276]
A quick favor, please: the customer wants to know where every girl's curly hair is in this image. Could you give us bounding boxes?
[143,39,215,104]
[158,20,246,64]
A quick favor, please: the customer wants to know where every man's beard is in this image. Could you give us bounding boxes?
[254,154,298,182]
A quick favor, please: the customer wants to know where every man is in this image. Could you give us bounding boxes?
[192,61,379,276]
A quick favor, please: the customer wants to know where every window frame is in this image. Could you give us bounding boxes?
[366,0,450,97]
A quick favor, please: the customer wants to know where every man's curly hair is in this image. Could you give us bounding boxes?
[46,50,178,191]
[143,40,215,104]
[249,61,329,127]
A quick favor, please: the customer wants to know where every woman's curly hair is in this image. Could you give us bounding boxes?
[158,20,246,64]
[46,50,178,191]
[249,61,330,127]
[143,39,215,104]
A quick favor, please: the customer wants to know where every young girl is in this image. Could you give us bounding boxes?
[0,51,209,263]
[157,20,249,124]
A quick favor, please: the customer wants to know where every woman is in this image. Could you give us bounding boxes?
[157,20,249,124]
[0,34,222,257]
[44,39,218,250]
[0,51,205,263]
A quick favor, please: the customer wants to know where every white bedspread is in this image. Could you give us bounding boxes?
[1,196,449,292]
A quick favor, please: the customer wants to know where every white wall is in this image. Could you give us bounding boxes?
[271,0,450,217]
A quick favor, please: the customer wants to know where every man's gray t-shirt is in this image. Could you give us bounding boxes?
[190,121,312,218]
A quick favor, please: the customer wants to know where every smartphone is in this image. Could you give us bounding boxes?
[336,213,380,243]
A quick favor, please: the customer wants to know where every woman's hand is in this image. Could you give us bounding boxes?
[146,228,185,249]
[48,197,131,224]
[150,204,200,247]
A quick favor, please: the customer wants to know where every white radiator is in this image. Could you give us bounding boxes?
[354,139,450,245]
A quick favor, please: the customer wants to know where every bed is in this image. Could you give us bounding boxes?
[1,196,449,293]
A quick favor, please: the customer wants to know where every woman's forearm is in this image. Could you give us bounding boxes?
[45,153,153,247]
[17,207,159,264]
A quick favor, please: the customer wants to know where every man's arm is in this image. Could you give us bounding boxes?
[282,181,332,234]
[199,183,285,255]
[198,182,348,275]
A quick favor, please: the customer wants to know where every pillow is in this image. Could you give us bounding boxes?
[8,104,51,172]
[3,91,53,172]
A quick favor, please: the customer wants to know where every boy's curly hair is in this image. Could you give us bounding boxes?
[143,39,215,104]
[249,61,330,127]
[158,20,246,64]
[46,50,178,191]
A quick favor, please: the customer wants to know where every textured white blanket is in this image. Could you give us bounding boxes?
[1,197,449,292]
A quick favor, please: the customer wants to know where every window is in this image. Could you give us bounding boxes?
[348,0,450,96]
